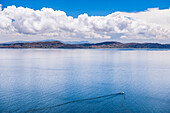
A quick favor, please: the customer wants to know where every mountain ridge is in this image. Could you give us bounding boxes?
[0,41,170,49]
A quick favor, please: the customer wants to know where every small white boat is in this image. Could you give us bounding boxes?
[121,91,124,94]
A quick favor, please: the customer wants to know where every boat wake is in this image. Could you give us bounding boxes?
[25,92,126,113]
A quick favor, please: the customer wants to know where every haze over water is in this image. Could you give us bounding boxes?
[0,49,170,113]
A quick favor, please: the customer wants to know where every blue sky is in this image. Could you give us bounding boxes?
[1,0,169,17]
[0,0,170,43]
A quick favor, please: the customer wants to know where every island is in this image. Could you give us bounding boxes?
[0,41,170,49]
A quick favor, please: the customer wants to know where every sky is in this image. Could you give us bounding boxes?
[0,0,170,43]
[1,0,169,17]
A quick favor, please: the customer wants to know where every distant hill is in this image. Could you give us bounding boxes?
[0,41,170,49]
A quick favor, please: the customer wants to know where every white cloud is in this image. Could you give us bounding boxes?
[0,4,170,43]
[121,8,170,29]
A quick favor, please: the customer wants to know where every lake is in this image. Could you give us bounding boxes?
[0,49,170,113]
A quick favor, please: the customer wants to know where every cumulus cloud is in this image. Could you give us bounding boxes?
[0,4,170,42]
[121,8,170,29]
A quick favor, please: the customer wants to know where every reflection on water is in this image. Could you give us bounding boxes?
[0,49,170,113]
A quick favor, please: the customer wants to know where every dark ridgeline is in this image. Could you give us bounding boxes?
[0,41,170,49]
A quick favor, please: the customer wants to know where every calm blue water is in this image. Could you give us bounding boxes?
[0,49,170,113]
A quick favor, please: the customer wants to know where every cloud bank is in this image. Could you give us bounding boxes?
[0,4,170,42]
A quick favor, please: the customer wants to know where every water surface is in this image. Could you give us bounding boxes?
[0,49,170,113]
